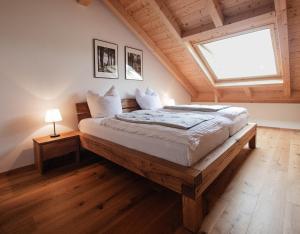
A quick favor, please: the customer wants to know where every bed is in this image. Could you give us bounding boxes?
[76,99,256,233]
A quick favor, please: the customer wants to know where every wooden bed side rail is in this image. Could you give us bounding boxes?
[79,132,202,197]
[193,123,257,198]
[182,123,257,232]
[181,123,257,200]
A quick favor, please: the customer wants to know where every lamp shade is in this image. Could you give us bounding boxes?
[45,109,62,123]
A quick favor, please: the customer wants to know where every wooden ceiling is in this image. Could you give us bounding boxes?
[80,0,300,103]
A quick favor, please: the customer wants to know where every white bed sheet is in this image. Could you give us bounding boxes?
[79,118,229,167]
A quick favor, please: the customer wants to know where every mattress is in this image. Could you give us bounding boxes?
[227,113,248,136]
[79,117,229,167]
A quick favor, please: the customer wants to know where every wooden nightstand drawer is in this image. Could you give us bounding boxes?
[42,138,79,160]
[33,131,80,174]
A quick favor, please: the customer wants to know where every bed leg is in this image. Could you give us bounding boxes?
[249,134,256,149]
[182,194,203,233]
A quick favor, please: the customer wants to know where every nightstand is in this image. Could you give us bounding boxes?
[33,131,80,174]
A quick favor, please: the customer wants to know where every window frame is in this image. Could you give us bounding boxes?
[194,25,282,84]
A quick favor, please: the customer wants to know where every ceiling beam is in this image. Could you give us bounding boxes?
[144,0,181,39]
[184,41,215,88]
[144,0,216,91]
[77,0,92,6]
[103,0,197,97]
[274,0,291,97]
[207,0,224,27]
[182,11,276,42]
[225,2,274,25]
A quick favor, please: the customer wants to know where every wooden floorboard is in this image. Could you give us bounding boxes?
[0,127,299,234]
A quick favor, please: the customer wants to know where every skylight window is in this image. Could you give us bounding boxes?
[197,28,279,80]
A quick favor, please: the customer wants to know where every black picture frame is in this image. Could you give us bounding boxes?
[93,39,118,79]
[125,46,143,81]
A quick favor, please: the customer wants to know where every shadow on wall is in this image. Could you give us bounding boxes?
[0,134,35,173]
[0,114,41,170]
[10,148,33,171]
[1,114,42,138]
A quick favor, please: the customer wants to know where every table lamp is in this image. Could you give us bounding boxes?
[45,109,62,138]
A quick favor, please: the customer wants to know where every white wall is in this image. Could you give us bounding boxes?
[235,103,300,129]
[194,102,300,129]
[0,0,190,173]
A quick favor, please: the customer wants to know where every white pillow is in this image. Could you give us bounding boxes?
[135,88,162,110]
[86,86,122,118]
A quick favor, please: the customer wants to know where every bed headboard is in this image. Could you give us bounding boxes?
[75,99,140,123]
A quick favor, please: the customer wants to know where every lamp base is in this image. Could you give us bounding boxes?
[50,134,60,138]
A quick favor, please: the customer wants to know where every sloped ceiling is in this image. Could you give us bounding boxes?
[85,0,300,103]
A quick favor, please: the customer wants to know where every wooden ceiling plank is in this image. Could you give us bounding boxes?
[124,0,140,10]
[207,0,224,27]
[182,11,276,42]
[144,0,216,91]
[274,0,291,97]
[77,0,92,6]
[103,0,197,97]
[224,2,274,25]
[144,0,182,39]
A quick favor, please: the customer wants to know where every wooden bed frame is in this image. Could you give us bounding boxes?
[76,99,257,233]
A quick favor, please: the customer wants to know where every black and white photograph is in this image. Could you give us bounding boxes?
[125,46,143,80]
[94,39,118,79]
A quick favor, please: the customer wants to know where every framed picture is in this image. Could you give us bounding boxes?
[94,39,118,79]
[125,46,143,81]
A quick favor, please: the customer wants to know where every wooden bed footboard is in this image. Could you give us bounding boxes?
[76,100,257,233]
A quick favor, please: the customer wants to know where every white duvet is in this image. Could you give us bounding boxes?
[100,116,227,151]
[115,110,214,129]
[162,105,248,135]
[164,106,248,121]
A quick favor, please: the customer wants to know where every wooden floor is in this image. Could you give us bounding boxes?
[0,127,299,234]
